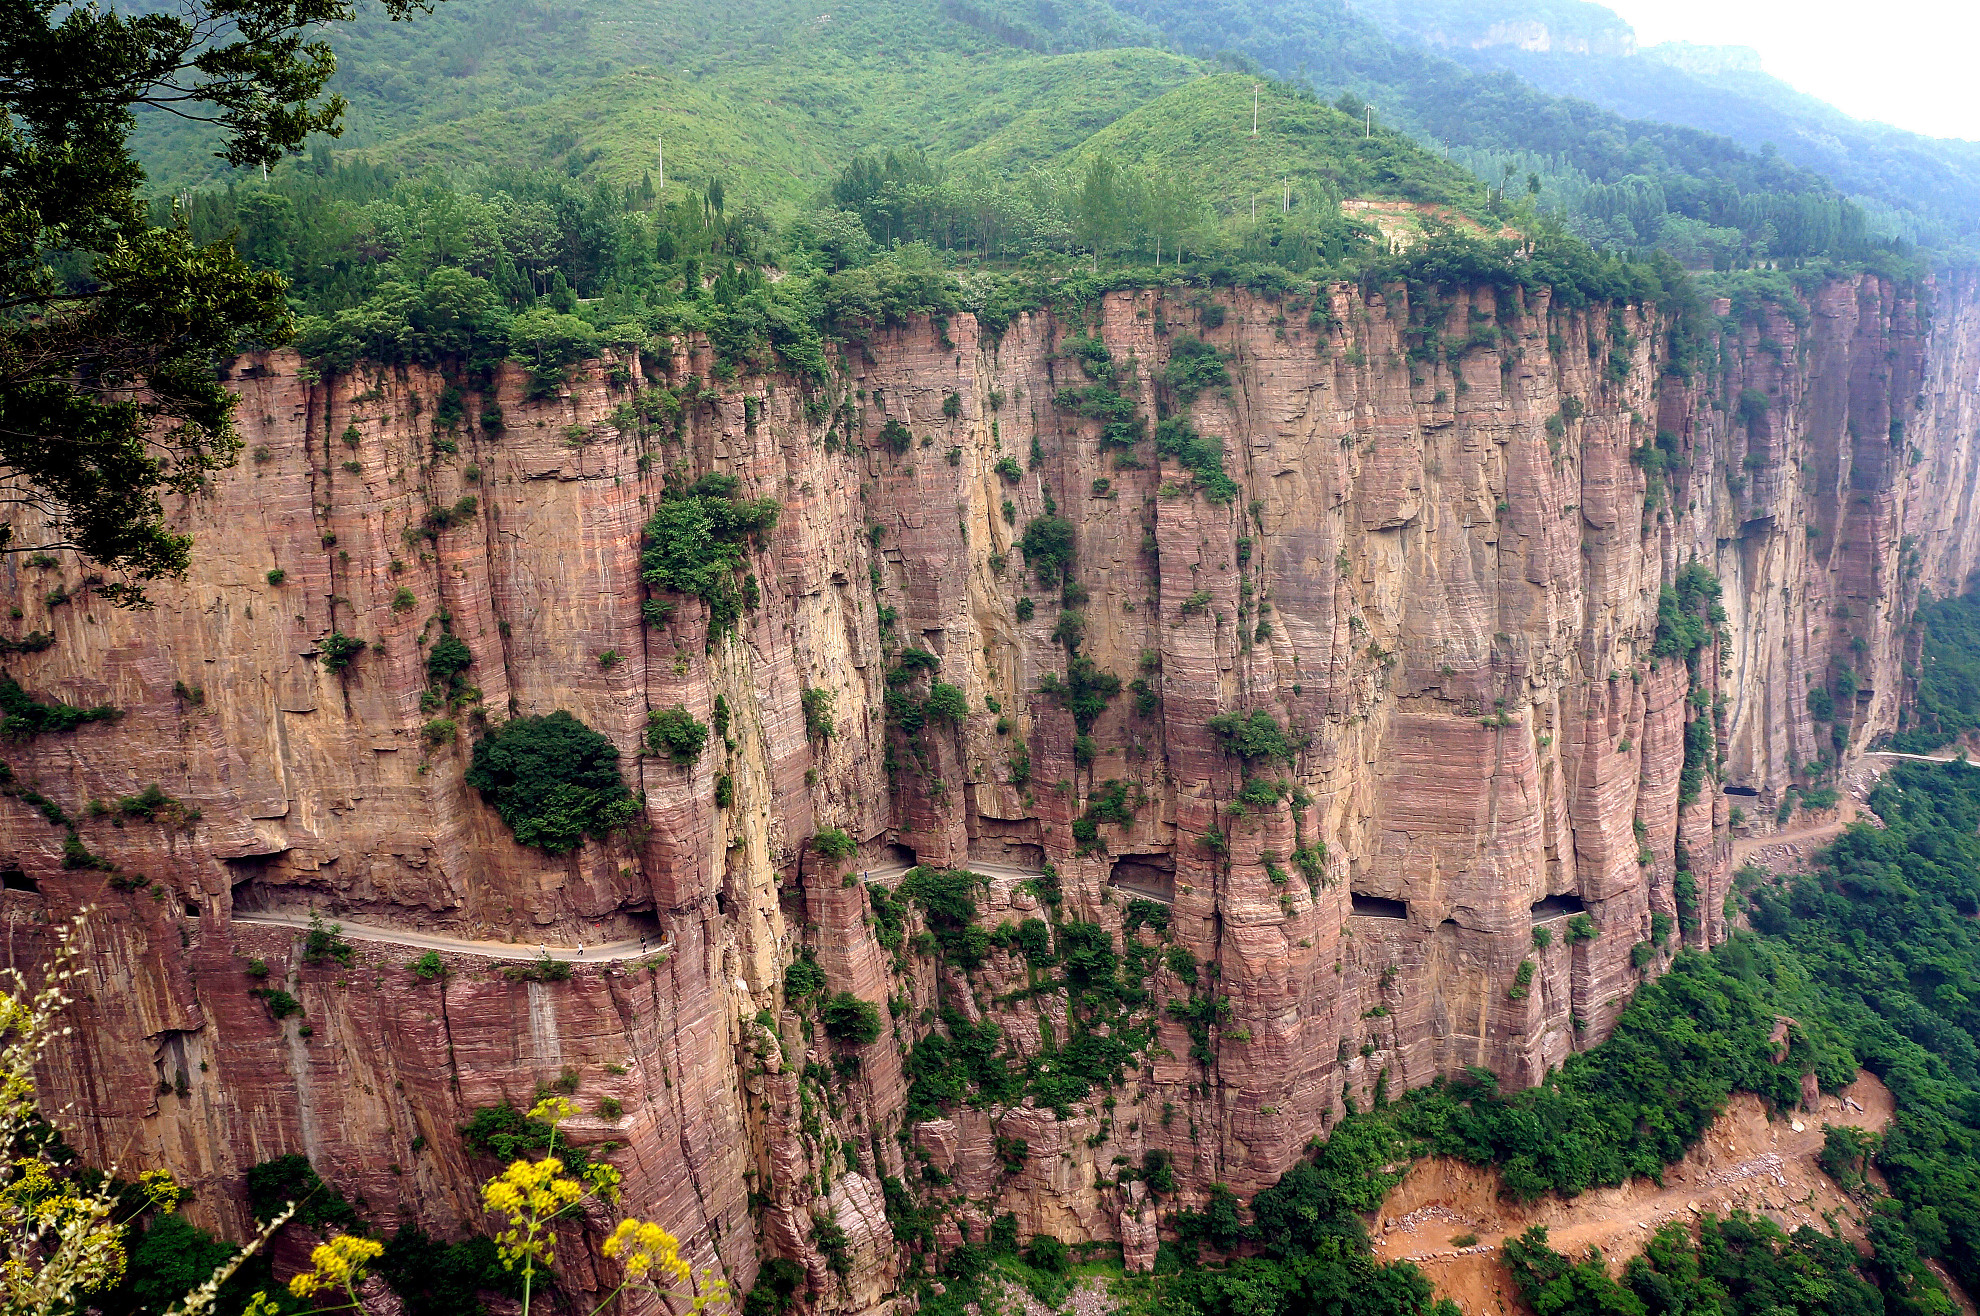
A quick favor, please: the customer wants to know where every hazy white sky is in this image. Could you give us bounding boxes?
[1597,0,1980,141]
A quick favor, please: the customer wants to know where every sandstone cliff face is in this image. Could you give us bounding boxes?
[1,269,1974,1311]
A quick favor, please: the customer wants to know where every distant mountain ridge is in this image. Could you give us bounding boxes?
[1352,0,1980,246]
[1348,0,1635,55]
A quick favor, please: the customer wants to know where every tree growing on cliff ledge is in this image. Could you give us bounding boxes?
[0,0,435,603]
[465,711,639,852]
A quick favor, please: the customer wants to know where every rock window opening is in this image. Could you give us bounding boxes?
[0,869,37,893]
[1349,893,1408,919]
[1530,893,1586,920]
[1108,854,1175,903]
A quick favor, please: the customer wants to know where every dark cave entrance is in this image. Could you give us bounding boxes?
[1350,893,1408,919]
[1530,892,1587,920]
[1108,854,1175,903]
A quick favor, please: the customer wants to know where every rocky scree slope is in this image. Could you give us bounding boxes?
[0,271,1976,1310]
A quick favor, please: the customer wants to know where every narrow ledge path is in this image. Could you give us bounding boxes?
[230,856,1098,962]
[858,858,1173,904]
[231,911,674,963]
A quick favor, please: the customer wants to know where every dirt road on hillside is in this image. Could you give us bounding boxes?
[1368,1074,1900,1316]
[1720,749,1958,872]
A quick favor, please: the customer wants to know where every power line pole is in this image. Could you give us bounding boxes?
[657,136,664,190]
[1365,105,1372,138]
[1252,83,1260,136]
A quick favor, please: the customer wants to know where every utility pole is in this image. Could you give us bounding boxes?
[1252,84,1260,136]
[1365,105,1372,138]
[1283,176,1289,213]
[657,136,664,190]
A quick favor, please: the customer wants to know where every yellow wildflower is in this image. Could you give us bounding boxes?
[5,1157,54,1205]
[584,1160,623,1205]
[483,1157,586,1270]
[529,1095,580,1125]
[601,1218,689,1286]
[286,1233,383,1299]
[139,1168,183,1213]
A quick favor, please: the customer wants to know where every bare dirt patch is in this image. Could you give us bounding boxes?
[1368,1073,1900,1316]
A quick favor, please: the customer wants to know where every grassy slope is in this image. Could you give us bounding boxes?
[136,0,1486,224]
[369,45,1204,207]
[1066,74,1489,214]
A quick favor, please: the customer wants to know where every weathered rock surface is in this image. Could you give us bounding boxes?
[1,271,1975,1310]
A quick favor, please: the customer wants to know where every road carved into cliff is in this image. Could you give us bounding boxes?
[1728,752,1976,870]
[233,911,673,962]
[857,859,1173,904]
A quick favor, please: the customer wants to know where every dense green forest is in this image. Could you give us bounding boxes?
[173,71,1722,392]
[1891,593,1980,753]
[133,0,1930,295]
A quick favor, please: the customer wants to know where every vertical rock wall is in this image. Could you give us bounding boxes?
[0,270,1974,1310]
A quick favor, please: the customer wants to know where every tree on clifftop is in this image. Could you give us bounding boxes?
[0,0,434,603]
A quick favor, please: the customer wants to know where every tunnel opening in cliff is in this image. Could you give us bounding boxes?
[1530,893,1588,920]
[0,868,37,893]
[1109,855,1175,903]
[968,814,1045,870]
[226,862,267,913]
[1350,893,1409,919]
[1723,784,1760,797]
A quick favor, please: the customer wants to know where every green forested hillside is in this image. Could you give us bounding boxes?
[138,0,1194,199]
[133,0,1927,278]
[1068,75,1486,214]
[1106,0,1898,267]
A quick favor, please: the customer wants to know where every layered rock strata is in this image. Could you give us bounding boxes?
[1,270,1975,1309]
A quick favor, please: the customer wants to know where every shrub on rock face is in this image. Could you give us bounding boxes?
[426,633,472,695]
[318,631,366,674]
[645,705,708,765]
[465,711,638,853]
[811,828,857,861]
[1164,335,1230,402]
[784,958,827,1000]
[925,680,968,725]
[641,473,780,638]
[821,992,881,1044]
